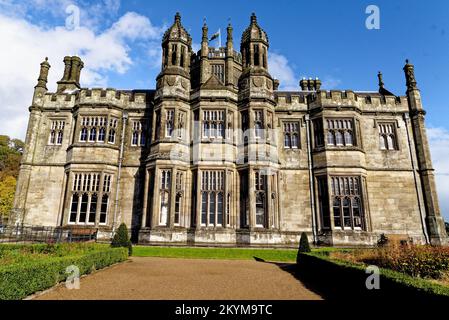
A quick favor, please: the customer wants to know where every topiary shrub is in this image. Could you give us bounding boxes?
[111,223,132,256]
[296,232,311,264]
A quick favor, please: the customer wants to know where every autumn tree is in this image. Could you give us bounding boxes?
[0,135,23,222]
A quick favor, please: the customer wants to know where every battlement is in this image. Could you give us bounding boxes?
[41,88,154,110]
[307,90,407,111]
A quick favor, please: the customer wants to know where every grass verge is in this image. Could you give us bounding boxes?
[133,245,298,262]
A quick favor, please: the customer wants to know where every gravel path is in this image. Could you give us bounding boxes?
[34,257,322,300]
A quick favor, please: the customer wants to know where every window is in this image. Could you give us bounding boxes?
[283,121,300,149]
[108,118,118,144]
[154,111,161,141]
[165,110,174,138]
[177,112,185,139]
[203,110,225,139]
[254,111,264,138]
[326,119,355,147]
[174,172,183,225]
[69,172,111,225]
[49,120,65,145]
[378,123,397,150]
[331,176,365,230]
[254,171,266,227]
[254,44,260,66]
[160,170,171,226]
[313,119,324,148]
[211,64,225,83]
[131,121,146,146]
[79,116,114,143]
[200,171,225,226]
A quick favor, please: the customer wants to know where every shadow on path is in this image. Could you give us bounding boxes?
[252,256,449,301]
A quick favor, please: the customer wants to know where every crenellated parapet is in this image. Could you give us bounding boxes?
[307,90,408,114]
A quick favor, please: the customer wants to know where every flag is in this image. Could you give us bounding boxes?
[209,30,220,41]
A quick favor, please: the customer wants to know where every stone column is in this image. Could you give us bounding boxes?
[141,168,150,228]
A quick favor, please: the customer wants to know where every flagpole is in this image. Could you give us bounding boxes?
[218,28,221,48]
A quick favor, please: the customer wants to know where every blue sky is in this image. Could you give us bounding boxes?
[0,0,448,219]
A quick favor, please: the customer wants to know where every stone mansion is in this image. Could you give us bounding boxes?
[11,13,447,246]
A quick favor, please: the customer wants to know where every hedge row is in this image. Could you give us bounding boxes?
[0,247,128,300]
[297,252,449,300]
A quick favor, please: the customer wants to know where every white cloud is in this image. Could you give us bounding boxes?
[268,53,299,91]
[0,10,163,140]
[428,126,449,221]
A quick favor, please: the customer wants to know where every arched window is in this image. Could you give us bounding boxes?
[209,191,216,226]
[335,131,344,145]
[79,193,89,223]
[352,197,362,228]
[50,130,56,144]
[80,127,88,141]
[88,194,97,223]
[254,44,260,66]
[89,128,97,142]
[171,44,177,65]
[57,131,63,144]
[174,193,181,225]
[180,46,185,68]
[201,192,207,225]
[387,135,395,150]
[327,131,335,146]
[108,129,116,143]
[217,192,223,225]
[333,197,341,228]
[291,134,299,148]
[132,131,139,145]
[98,127,106,142]
[100,194,108,224]
[70,194,79,223]
[344,131,353,146]
[342,197,351,228]
[160,190,169,225]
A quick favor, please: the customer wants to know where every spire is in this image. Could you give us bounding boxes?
[403,59,418,91]
[35,57,50,90]
[175,12,181,23]
[202,20,208,42]
[251,12,257,24]
[378,71,384,89]
[226,22,233,49]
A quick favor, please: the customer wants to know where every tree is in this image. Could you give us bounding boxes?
[0,175,16,221]
[0,135,23,222]
[111,223,133,256]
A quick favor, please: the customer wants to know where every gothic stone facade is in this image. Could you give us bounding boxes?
[11,13,447,246]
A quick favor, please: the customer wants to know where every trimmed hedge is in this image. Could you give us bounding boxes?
[0,246,128,300]
[297,251,449,300]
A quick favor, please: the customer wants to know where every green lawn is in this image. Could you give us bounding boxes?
[133,246,299,262]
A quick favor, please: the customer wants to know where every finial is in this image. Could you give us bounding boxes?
[251,13,257,24]
[227,17,231,26]
[175,12,181,23]
[403,59,417,90]
[45,57,48,61]
[378,71,384,88]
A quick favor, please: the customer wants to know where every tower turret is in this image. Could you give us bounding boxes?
[156,12,192,99]
[403,59,447,245]
[240,13,269,72]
